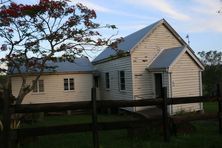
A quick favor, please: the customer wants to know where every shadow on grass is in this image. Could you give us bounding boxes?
[19,113,222,148]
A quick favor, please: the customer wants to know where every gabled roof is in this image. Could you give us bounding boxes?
[92,19,162,63]
[10,57,94,75]
[148,46,204,71]
[148,47,184,70]
[93,19,204,68]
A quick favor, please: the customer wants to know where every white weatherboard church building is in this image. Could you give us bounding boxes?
[11,19,204,114]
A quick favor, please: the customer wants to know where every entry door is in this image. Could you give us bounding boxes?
[154,73,163,98]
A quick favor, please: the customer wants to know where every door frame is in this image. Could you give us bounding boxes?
[152,72,163,98]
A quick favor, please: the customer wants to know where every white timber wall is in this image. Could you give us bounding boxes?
[131,24,182,100]
[11,73,93,104]
[171,52,202,113]
[94,56,133,101]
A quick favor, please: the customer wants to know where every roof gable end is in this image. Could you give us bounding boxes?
[92,19,163,63]
[148,46,185,70]
[148,46,204,71]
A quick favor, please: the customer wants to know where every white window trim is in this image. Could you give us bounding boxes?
[105,72,110,90]
[118,70,126,91]
[64,78,75,91]
[32,80,44,93]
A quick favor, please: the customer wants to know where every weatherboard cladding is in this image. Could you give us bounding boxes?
[92,20,162,63]
[148,46,185,69]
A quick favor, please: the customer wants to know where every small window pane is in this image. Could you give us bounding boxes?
[32,80,37,92]
[119,71,126,90]
[121,84,125,90]
[105,73,110,89]
[39,80,44,92]
[64,79,69,90]
[120,71,125,78]
[69,78,74,90]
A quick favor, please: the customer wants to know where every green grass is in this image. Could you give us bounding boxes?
[204,102,218,113]
[1,102,220,148]
[19,113,222,148]
[20,113,136,128]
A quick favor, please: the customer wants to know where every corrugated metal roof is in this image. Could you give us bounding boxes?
[92,19,162,63]
[10,57,94,74]
[49,57,93,73]
[148,47,185,69]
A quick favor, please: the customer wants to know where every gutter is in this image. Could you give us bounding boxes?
[92,52,130,65]
[9,71,94,77]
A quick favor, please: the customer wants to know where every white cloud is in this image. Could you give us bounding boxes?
[74,0,156,21]
[73,0,222,33]
[74,0,112,12]
[186,0,222,33]
[112,11,155,21]
[191,0,222,16]
[124,0,190,21]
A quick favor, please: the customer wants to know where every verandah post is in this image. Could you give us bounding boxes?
[217,84,222,134]
[162,87,170,142]
[91,87,99,148]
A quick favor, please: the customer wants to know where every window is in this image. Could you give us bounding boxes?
[119,71,126,91]
[105,72,110,89]
[64,78,75,91]
[33,80,44,93]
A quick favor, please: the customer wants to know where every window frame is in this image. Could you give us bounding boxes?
[64,78,75,91]
[119,70,126,91]
[32,80,44,93]
[105,72,110,90]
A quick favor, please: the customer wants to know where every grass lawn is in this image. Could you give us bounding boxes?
[19,112,222,148]
[204,102,218,113]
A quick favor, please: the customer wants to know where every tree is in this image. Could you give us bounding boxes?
[0,0,11,5]
[198,51,222,65]
[0,0,121,104]
[198,50,222,95]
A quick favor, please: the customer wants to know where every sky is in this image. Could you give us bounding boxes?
[10,0,222,59]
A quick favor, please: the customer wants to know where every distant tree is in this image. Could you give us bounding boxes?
[0,0,121,104]
[198,50,222,95]
[198,51,222,65]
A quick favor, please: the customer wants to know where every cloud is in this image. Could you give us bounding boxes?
[112,11,155,21]
[74,0,156,21]
[124,0,190,21]
[74,0,112,12]
[74,0,222,33]
[186,0,222,33]
[191,0,222,16]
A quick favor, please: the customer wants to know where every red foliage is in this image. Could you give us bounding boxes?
[66,7,75,13]
[0,1,48,18]
[2,9,18,17]
[0,0,120,70]
[0,0,99,24]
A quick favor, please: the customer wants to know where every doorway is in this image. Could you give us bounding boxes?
[154,73,163,98]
